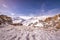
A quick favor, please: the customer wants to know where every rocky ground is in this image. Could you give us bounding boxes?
[0,25,60,40]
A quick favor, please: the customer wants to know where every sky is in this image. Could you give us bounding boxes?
[0,0,60,17]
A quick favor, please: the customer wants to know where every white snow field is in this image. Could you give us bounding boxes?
[0,25,60,40]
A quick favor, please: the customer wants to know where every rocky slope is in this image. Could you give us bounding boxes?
[0,15,12,25]
[44,14,60,29]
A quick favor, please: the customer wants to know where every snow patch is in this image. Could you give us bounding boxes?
[34,23,43,27]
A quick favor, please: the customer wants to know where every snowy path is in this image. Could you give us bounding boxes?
[0,25,60,40]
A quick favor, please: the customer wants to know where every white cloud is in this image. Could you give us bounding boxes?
[19,16,32,20]
[29,13,35,17]
[37,8,60,16]
[11,13,15,16]
[2,4,8,8]
[0,11,16,17]
[46,8,60,15]
[12,8,60,18]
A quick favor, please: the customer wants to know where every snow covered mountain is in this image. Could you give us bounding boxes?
[22,16,50,26]
[12,16,49,24]
[12,17,25,24]
[11,14,60,29]
[22,14,60,29]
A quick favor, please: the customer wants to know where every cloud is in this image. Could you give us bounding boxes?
[0,11,16,17]
[29,13,35,17]
[11,13,15,16]
[18,8,60,18]
[2,4,8,8]
[19,16,32,20]
[46,8,60,15]
[36,8,60,16]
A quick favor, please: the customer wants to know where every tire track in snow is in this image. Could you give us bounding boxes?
[0,26,60,40]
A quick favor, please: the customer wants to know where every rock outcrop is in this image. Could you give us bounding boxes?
[11,23,23,26]
[0,15,12,25]
[44,14,60,22]
[44,14,60,29]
